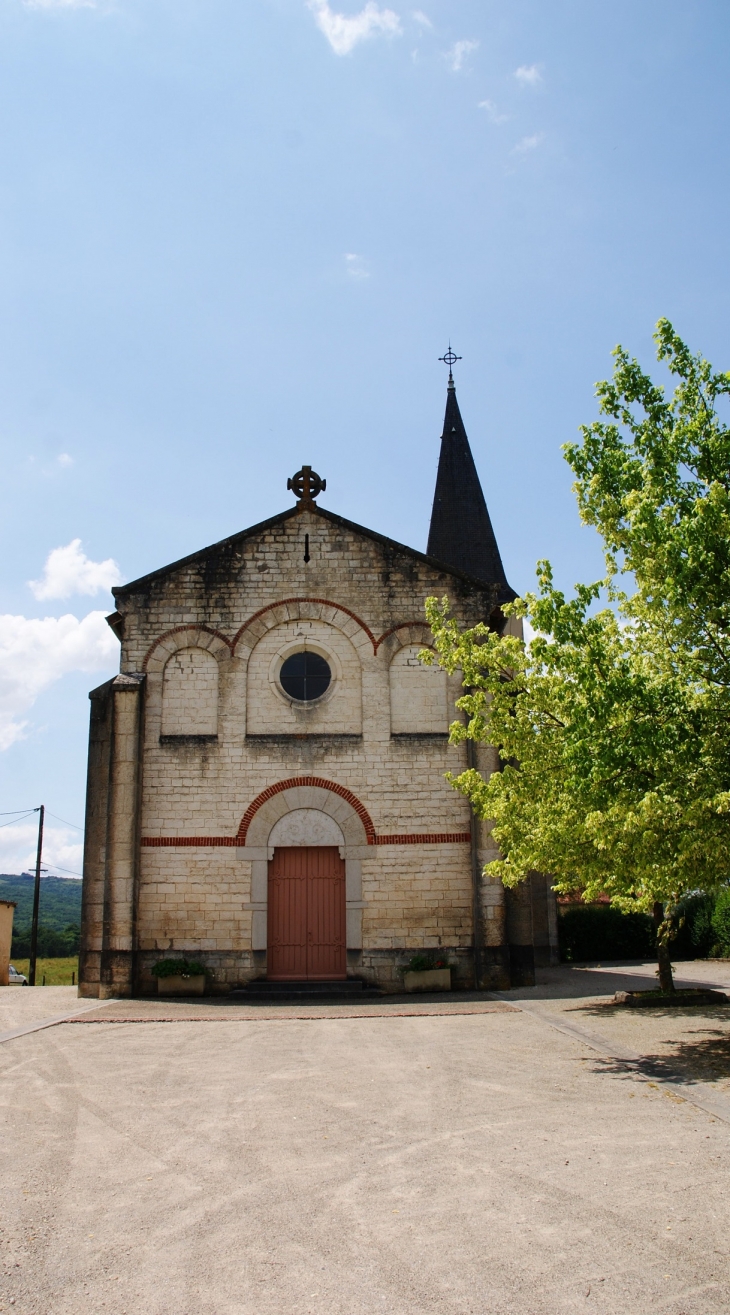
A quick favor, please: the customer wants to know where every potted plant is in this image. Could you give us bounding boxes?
[151,958,207,996]
[402,954,452,993]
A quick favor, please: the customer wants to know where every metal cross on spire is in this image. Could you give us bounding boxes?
[438,342,462,388]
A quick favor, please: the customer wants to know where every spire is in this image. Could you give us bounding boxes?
[427,364,515,602]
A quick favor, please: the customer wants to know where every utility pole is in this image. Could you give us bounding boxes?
[28,805,44,988]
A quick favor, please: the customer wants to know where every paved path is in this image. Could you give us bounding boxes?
[1,966,730,1315]
[0,985,109,1034]
[0,998,118,1046]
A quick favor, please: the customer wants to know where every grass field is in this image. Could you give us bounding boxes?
[11,957,79,985]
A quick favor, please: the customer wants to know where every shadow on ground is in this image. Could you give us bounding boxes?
[505,959,730,1001]
[585,1024,730,1087]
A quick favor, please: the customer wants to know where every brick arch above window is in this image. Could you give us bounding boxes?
[231,598,376,660]
[143,626,233,674]
[376,622,435,656]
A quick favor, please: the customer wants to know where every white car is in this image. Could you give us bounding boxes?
[8,965,28,985]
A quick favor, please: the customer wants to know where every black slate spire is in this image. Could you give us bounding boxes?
[427,374,515,602]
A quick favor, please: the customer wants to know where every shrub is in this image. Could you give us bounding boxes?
[151,958,206,978]
[558,905,655,962]
[711,889,730,957]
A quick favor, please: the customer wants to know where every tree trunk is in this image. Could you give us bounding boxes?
[653,901,675,993]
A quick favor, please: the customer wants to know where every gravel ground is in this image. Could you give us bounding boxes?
[502,960,730,1099]
[1,963,729,1315]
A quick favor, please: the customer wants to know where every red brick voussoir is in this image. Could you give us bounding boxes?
[236,777,376,844]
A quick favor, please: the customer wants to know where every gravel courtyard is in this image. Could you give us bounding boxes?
[2,962,730,1315]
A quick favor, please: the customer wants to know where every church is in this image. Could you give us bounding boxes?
[78,365,558,998]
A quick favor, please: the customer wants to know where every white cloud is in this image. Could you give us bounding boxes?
[308,0,402,56]
[411,9,432,26]
[446,39,478,72]
[345,252,370,280]
[0,610,119,751]
[478,99,508,124]
[0,821,83,880]
[57,453,73,468]
[513,132,544,154]
[29,539,122,601]
[514,63,542,86]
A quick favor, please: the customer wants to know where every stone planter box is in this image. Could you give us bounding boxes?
[157,974,206,996]
[403,968,451,993]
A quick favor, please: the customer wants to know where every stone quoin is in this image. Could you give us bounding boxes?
[78,368,558,997]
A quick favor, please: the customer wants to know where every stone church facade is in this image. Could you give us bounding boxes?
[79,373,558,998]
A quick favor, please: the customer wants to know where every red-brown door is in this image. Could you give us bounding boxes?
[267,846,346,981]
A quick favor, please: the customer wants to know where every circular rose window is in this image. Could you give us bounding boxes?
[279,651,331,702]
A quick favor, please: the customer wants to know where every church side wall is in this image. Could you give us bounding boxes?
[78,680,114,997]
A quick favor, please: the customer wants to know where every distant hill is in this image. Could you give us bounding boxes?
[0,873,82,936]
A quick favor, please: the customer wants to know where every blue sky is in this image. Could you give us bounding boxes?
[1,0,728,873]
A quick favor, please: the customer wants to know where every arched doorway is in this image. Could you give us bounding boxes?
[267,810,346,981]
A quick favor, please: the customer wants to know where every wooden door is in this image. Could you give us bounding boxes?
[267,846,346,981]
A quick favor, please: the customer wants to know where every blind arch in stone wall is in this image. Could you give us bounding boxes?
[389,642,448,735]
[142,627,231,742]
[245,614,363,736]
[161,646,219,736]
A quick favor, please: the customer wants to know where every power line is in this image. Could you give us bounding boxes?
[2,808,83,830]
[0,806,83,879]
[0,811,37,829]
[45,811,84,832]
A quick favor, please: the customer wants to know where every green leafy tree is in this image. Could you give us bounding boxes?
[425,323,730,991]
[565,319,730,696]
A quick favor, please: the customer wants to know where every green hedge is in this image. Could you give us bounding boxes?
[559,892,730,963]
[672,893,716,958]
[711,889,730,956]
[559,906,655,962]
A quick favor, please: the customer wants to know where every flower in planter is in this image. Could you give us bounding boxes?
[404,955,452,974]
[151,958,207,978]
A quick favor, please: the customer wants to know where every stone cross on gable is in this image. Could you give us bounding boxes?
[287,465,326,507]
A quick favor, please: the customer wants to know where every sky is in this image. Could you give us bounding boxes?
[0,0,729,875]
